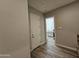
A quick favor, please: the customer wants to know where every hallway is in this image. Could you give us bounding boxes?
[31,37,77,58]
[29,0,79,58]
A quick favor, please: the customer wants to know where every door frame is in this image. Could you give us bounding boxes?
[44,16,56,43]
[44,17,47,43]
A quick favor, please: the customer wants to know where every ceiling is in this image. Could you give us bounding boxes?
[29,0,76,13]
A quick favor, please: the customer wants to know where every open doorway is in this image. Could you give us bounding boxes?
[45,17,55,44]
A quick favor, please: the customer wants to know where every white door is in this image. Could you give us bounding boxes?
[30,13,41,51]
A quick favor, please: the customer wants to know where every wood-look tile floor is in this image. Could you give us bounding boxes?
[31,37,78,58]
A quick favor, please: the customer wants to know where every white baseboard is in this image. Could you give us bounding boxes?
[56,43,77,52]
[41,41,46,45]
[31,41,46,51]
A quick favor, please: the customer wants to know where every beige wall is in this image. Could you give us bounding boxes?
[0,0,30,58]
[29,7,46,50]
[45,1,79,51]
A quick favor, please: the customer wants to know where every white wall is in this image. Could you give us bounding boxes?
[45,1,79,51]
[0,0,30,57]
[29,7,46,49]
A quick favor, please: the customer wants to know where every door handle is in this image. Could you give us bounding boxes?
[32,34,34,38]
